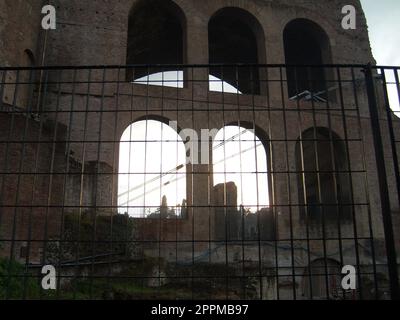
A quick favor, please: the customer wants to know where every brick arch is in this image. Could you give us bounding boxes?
[295,127,352,227]
[212,122,273,207]
[283,18,333,99]
[117,117,188,217]
[283,18,332,62]
[208,6,267,95]
[224,120,271,153]
[280,11,338,50]
[126,0,187,81]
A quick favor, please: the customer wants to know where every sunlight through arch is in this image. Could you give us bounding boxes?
[118,120,187,218]
[213,125,269,212]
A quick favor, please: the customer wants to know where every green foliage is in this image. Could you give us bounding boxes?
[0,258,41,299]
[46,212,137,264]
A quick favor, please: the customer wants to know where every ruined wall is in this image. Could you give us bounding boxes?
[0,111,66,264]
[0,0,398,298]
[0,0,43,110]
[43,0,374,66]
[0,0,42,67]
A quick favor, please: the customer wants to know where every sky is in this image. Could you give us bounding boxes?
[361,0,400,112]
[361,0,400,66]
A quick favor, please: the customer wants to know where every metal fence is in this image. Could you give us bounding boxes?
[0,64,399,300]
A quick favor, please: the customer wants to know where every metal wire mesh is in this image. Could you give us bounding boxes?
[0,64,399,300]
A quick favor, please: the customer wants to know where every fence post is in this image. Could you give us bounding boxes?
[364,64,400,300]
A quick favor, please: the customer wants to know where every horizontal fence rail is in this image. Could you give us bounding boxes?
[0,64,399,300]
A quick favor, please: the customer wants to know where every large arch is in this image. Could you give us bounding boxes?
[212,124,274,240]
[126,0,187,84]
[283,19,333,99]
[118,119,187,218]
[208,7,266,95]
[295,127,352,226]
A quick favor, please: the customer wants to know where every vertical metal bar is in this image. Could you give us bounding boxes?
[235,65,246,299]
[350,67,378,299]
[380,69,400,228]
[294,66,314,299]
[1,70,23,299]
[41,68,62,299]
[56,69,77,299]
[158,68,165,293]
[335,67,363,299]
[23,67,52,299]
[56,68,77,299]
[89,68,107,298]
[364,65,400,300]
[0,70,8,232]
[279,66,297,299]
[37,70,50,300]
[107,67,122,293]
[191,66,196,299]
[139,66,150,294]
[249,66,264,300]
[218,66,225,299]
[335,67,353,299]
[72,68,91,299]
[307,66,331,300]
[265,67,276,300]
[206,65,212,300]
[5,69,28,299]
[43,69,60,282]
[0,70,6,111]
[175,68,180,299]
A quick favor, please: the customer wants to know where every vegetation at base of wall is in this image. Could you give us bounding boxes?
[0,256,253,300]
[0,257,390,300]
[46,211,138,264]
[0,258,41,299]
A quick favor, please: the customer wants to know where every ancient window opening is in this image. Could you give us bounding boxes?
[380,69,400,118]
[118,120,187,218]
[134,71,184,88]
[284,19,333,101]
[212,125,274,241]
[208,8,265,95]
[126,0,186,86]
[296,127,352,226]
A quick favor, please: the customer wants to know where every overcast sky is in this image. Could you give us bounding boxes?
[361,0,400,112]
[361,0,400,66]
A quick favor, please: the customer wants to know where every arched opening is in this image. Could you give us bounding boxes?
[212,125,273,240]
[126,0,186,86]
[295,128,352,227]
[303,259,342,299]
[208,8,265,95]
[284,19,333,100]
[118,119,187,218]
